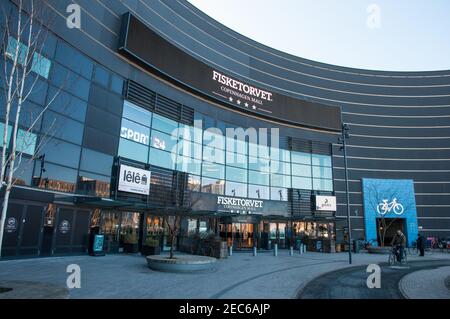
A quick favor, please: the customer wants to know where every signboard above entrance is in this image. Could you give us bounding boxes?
[313,195,337,212]
[118,12,342,131]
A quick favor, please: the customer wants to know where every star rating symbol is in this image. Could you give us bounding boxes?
[252,105,257,110]
[237,100,241,105]
[244,102,249,107]
[229,97,233,102]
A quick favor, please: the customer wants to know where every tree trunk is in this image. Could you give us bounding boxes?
[0,188,12,258]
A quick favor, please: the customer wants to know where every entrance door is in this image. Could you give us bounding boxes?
[376,218,405,246]
[268,222,287,248]
[232,223,255,249]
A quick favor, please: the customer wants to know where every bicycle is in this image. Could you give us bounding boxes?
[388,246,407,266]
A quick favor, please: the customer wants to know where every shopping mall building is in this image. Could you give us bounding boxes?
[1,0,449,258]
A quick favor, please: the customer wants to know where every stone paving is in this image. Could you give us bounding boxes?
[399,266,450,299]
[0,250,449,299]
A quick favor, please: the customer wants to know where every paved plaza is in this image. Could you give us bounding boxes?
[0,250,449,299]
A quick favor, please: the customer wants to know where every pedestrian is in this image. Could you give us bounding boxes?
[391,230,406,262]
[416,233,425,256]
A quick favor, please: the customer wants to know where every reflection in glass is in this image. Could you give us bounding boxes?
[225,181,247,197]
[248,184,270,200]
[201,177,224,194]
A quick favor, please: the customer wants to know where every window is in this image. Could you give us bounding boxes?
[202,162,225,179]
[121,118,150,145]
[110,75,123,95]
[248,184,270,200]
[54,41,93,79]
[292,151,311,165]
[177,139,202,160]
[93,65,110,87]
[47,86,87,122]
[40,140,81,168]
[313,178,333,191]
[292,164,312,177]
[77,171,110,197]
[248,156,270,173]
[188,175,201,192]
[271,147,290,162]
[226,152,247,169]
[226,166,247,183]
[312,154,332,167]
[118,138,148,163]
[151,129,177,152]
[42,111,84,145]
[16,129,37,156]
[201,177,224,194]
[50,63,90,101]
[149,147,176,170]
[292,176,312,190]
[270,187,288,201]
[226,136,247,155]
[35,162,78,193]
[80,148,113,176]
[122,101,152,127]
[0,123,12,147]
[6,36,27,65]
[176,157,201,175]
[249,143,270,159]
[203,130,225,149]
[6,36,52,79]
[203,146,225,164]
[270,160,291,175]
[31,53,51,79]
[312,166,333,179]
[271,174,291,188]
[248,170,269,186]
[152,114,178,135]
[225,181,247,198]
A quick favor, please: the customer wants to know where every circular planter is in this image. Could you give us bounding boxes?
[146,255,217,272]
[367,246,391,254]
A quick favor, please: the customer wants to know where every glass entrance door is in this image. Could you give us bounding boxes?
[219,223,255,250]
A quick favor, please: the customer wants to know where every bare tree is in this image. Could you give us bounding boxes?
[0,0,67,258]
[163,181,202,259]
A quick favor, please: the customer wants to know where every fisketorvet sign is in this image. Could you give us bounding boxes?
[217,196,264,213]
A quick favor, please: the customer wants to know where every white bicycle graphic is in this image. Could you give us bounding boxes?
[376,198,404,215]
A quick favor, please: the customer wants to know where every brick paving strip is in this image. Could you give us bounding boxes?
[399,266,450,299]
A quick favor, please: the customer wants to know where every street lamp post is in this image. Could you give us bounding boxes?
[339,123,352,264]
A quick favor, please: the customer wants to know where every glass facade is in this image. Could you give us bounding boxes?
[1,31,333,201]
[118,100,334,201]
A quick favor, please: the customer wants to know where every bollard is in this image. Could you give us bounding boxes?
[253,246,257,257]
[289,246,294,256]
[228,245,233,257]
[274,243,278,256]
[300,244,304,255]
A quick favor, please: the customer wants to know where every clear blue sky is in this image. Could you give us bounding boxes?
[188,0,450,71]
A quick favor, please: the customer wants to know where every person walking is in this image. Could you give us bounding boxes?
[416,233,425,256]
[391,230,406,262]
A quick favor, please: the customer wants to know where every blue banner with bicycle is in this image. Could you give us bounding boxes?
[362,178,418,247]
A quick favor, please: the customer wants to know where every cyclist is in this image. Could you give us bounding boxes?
[391,230,406,263]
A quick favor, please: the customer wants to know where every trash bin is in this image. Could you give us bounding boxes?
[353,240,360,253]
